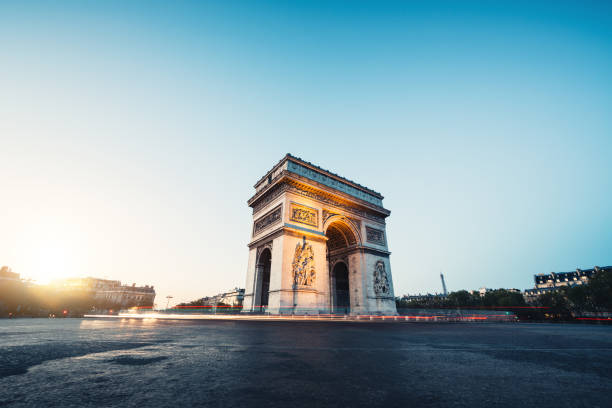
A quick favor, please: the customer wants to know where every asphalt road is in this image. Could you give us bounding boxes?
[1,318,611,407]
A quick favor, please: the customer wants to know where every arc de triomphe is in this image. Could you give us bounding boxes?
[242,154,397,315]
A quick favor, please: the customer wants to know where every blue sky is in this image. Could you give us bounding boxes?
[1,1,611,305]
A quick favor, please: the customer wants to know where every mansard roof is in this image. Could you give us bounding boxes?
[533,266,612,283]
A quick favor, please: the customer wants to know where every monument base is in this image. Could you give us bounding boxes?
[265,287,326,315]
[366,297,398,315]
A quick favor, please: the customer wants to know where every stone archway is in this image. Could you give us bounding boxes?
[255,248,271,310]
[325,218,360,314]
[331,261,350,314]
[325,218,360,251]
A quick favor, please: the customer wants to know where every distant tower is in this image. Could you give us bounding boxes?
[440,273,448,296]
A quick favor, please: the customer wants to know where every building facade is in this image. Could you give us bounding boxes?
[242,154,397,315]
[524,266,611,302]
[53,277,156,308]
[193,288,245,307]
[0,266,20,283]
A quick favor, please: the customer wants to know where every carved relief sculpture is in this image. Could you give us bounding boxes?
[373,260,390,296]
[253,205,282,235]
[253,178,386,224]
[292,237,316,286]
[366,226,385,245]
[289,203,318,227]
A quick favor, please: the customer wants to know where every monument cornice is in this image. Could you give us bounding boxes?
[248,173,390,223]
[254,153,383,199]
[284,172,389,214]
[248,224,327,249]
[268,288,321,294]
[359,247,392,257]
[328,245,391,258]
[248,227,285,249]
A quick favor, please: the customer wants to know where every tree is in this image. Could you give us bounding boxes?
[538,291,572,320]
[587,268,612,311]
[565,284,590,313]
[447,290,479,307]
[483,289,525,308]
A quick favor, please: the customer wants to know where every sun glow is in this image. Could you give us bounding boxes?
[31,243,74,284]
[16,219,86,284]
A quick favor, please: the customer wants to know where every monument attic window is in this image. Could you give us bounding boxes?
[268,175,272,184]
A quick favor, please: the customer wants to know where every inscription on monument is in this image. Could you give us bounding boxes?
[253,205,282,235]
[366,226,385,245]
[292,237,316,286]
[373,260,390,296]
[289,202,318,227]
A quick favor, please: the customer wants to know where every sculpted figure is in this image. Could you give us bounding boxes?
[373,260,390,295]
[292,237,316,286]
